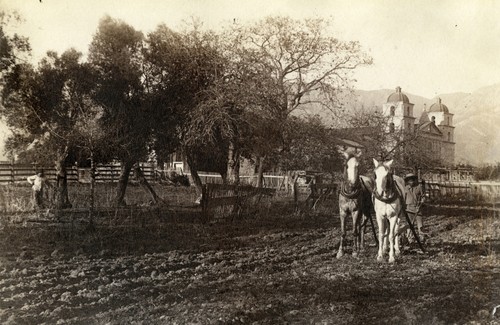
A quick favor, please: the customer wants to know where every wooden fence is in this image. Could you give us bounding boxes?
[0,162,156,184]
[201,183,276,220]
[3,159,498,203]
[0,162,289,189]
[426,181,500,201]
[192,172,286,189]
[470,182,500,200]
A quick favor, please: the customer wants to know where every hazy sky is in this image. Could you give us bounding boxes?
[2,0,500,98]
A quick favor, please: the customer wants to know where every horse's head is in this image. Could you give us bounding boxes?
[343,150,362,184]
[373,158,394,197]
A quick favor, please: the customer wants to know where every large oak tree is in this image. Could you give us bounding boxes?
[88,16,151,206]
[144,22,228,195]
[197,16,372,183]
[2,49,95,208]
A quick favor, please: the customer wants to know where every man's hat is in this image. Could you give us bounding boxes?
[404,173,417,180]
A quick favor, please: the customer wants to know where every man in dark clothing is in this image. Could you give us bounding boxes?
[404,173,426,240]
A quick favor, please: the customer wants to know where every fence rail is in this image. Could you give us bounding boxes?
[2,161,499,202]
[0,163,286,187]
[0,163,156,184]
[201,183,277,220]
[192,173,287,189]
[426,181,500,201]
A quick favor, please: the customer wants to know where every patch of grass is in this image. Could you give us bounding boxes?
[0,183,199,213]
[0,184,33,213]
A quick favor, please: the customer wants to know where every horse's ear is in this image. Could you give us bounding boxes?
[373,158,379,167]
[355,150,362,158]
[342,151,350,159]
[385,159,394,169]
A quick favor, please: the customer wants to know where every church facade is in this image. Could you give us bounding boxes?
[382,87,455,165]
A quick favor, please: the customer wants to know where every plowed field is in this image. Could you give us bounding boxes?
[0,205,499,324]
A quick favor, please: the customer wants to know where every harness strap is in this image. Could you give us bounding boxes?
[340,177,361,199]
[372,174,400,204]
[372,188,398,203]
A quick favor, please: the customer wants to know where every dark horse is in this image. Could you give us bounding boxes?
[337,150,375,258]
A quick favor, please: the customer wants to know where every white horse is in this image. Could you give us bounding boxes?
[372,159,405,263]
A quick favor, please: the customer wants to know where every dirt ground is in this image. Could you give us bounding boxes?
[0,202,499,324]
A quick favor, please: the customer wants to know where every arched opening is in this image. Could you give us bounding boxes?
[390,106,395,116]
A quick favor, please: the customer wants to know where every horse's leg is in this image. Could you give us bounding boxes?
[352,208,360,257]
[337,207,346,259]
[366,208,378,248]
[376,214,385,261]
[382,219,389,253]
[388,216,398,263]
[394,216,401,257]
[360,206,368,251]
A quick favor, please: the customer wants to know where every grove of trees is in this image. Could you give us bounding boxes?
[1,13,375,206]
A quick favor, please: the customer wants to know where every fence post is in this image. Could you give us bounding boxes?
[201,184,208,222]
[293,181,298,210]
[10,162,14,183]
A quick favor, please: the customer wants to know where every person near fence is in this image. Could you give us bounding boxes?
[27,170,50,209]
[305,175,318,209]
[403,173,426,240]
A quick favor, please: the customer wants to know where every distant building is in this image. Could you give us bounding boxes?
[333,127,376,153]
[383,86,455,165]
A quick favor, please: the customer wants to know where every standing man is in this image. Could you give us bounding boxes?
[404,173,426,239]
[27,170,49,209]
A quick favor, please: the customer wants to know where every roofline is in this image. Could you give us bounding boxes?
[386,100,414,106]
[428,111,454,115]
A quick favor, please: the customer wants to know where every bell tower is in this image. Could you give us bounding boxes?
[382,86,416,134]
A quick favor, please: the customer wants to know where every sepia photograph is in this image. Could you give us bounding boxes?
[0,0,498,323]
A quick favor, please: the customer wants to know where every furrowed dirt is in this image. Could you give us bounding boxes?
[0,205,498,324]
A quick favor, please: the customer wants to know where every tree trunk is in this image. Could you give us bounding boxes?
[156,158,165,182]
[227,141,240,185]
[287,170,300,197]
[54,148,72,209]
[115,160,134,207]
[82,151,97,231]
[186,153,203,202]
[220,170,228,184]
[134,164,161,204]
[255,155,266,187]
[89,151,96,224]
